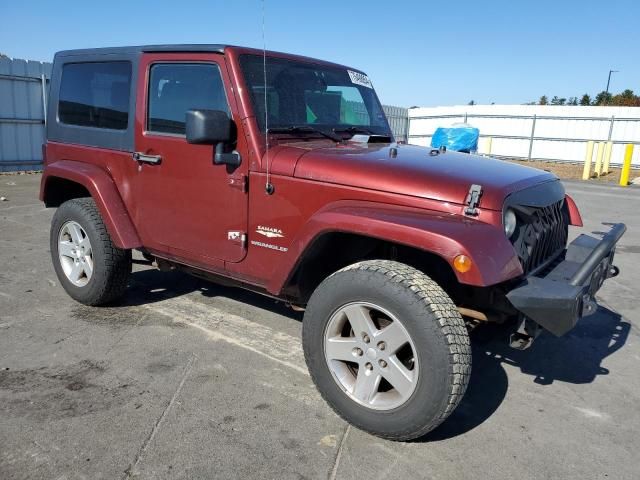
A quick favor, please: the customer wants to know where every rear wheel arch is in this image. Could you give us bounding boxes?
[41,164,141,249]
[42,176,91,207]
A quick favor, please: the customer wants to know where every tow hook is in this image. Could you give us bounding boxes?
[509,315,541,350]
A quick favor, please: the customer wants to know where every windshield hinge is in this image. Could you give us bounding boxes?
[464,184,483,216]
[228,173,247,192]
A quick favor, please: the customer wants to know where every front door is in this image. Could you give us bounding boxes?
[133,53,248,266]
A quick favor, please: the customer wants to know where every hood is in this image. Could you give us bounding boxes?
[293,143,557,211]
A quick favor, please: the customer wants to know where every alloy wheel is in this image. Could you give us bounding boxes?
[58,220,94,287]
[323,302,419,410]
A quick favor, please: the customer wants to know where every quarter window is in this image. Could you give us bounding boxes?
[147,63,230,135]
[58,62,131,130]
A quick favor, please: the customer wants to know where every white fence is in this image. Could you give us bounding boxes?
[408,105,640,167]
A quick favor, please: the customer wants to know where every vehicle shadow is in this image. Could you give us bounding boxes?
[424,305,630,442]
[118,267,630,442]
[121,267,301,319]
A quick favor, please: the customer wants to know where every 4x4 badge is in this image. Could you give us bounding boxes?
[256,226,284,238]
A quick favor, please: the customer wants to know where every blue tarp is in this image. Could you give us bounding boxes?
[431,125,479,153]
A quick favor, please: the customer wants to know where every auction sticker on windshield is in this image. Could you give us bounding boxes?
[348,70,373,88]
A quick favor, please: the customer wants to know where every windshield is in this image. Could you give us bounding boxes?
[239,54,392,138]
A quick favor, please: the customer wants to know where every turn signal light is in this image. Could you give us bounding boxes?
[453,255,472,273]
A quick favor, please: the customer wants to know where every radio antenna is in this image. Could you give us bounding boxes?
[262,0,274,195]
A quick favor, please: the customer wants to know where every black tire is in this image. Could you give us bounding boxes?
[302,260,471,441]
[50,198,131,306]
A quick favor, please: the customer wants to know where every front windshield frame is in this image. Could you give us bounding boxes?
[238,54,393,139]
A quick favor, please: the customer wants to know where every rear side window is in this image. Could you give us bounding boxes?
[147,63,230,135]
[58,62,131,130]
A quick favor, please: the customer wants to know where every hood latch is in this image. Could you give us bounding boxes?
[464,184,483,216]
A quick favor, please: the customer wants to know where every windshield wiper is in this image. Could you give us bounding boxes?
[268,126,341,142]
[333,126,393,142]
[332,126,376,136]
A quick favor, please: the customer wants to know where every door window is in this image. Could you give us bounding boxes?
[147,63,230,135]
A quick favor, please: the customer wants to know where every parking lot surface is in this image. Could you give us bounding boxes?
[1,174,639,480]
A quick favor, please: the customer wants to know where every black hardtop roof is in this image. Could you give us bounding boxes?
[53,44,364,75]
[55,44,230,57]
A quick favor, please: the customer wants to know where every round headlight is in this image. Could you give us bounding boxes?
[504,209,517,238]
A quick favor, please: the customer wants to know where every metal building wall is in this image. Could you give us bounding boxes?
[344,103,408,142]
[0,57,51,172]
[408,105,640,167]
[383,105,409,142]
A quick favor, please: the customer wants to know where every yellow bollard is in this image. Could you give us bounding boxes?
[594,142,605,177]
[619,144,634,186]
[602,141,613,175]
[485,137,492,155]
[582,141,594,180]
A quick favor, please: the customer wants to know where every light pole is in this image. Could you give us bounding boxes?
[605,70,619,104]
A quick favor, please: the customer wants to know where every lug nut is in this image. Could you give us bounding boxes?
[378,359,387,368]
[353,347,363,357]
[365,362,373,371]
[362,334,370,344]
[377,341,386,351]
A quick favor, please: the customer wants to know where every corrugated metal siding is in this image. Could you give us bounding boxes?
[383,105,408,142]
[0,58,52,172]
[408,105,640,167]
[339,103,408,142]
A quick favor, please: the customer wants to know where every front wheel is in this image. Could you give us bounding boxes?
[302,260,471,441]
[50,198,131,306]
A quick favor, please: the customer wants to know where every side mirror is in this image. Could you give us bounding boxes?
[185,109,232,144]
[185,109,241,167]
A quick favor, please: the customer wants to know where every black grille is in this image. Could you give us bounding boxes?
[510,199,569,274]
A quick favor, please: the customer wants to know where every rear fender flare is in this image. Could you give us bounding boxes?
[40,160,141,249]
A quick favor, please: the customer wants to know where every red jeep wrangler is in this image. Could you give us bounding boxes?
[40,45,625,440]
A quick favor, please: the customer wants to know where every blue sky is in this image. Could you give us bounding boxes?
[2,0,639,107]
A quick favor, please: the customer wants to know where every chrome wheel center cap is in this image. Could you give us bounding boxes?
[366,347,377,360]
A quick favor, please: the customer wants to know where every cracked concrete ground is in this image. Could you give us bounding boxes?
[0,174,639,479]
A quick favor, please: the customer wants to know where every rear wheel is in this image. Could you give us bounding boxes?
[50,198,131,305]
[302,260,471,440]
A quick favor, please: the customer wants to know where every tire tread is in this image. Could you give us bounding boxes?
[304,259,471,441]
[51,198,131,305]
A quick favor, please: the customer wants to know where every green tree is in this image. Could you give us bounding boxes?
[539,95,548,105]
[593,91,612,106]
[468,100,475,106]
[550,96,566,105]
[579,94,591,106]
[567,97,578,106]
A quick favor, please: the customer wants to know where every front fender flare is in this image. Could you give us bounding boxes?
[40,160,141,249]
[268,201,523,294]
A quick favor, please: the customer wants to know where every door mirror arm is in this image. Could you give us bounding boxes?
[214,143,241,167]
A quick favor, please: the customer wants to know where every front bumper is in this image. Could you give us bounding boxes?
[506,223,626,337]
